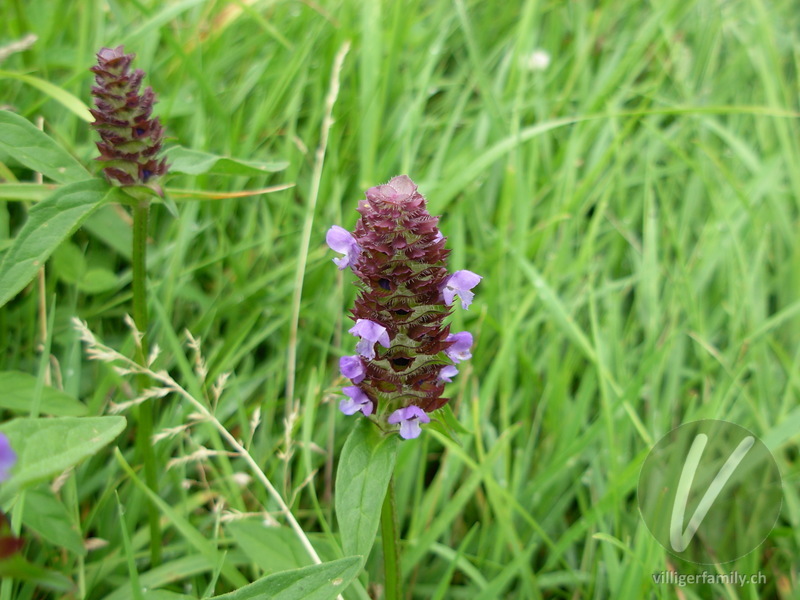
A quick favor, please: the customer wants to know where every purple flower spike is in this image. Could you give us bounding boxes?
[442,270,482,309]
[0,434,16,482]
[445,332,473,363]
[388,406,431,439]
[438,365,459,383]
[348,319,390,360]
[90,45,168,189]
[340,355,366,383]
[340,386,373,416]
[326,225,361,270]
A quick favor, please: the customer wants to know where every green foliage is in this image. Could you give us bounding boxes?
[208,557,363,600]
[0,179,112,307]
[0,416,126,498]
[335,418,398,559]
[0,371,88,416]
[0,110,89,183]
[164,147,289,177]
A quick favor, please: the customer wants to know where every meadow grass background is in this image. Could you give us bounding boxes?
[1,0,800,598]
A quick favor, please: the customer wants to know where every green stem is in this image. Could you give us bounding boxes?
[381,476,401,600]
[132,199,161,566]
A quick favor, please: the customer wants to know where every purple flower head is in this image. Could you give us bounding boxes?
[437,365,459,383]
[442,270,482,310]
[339,386,373,416]
[326,225,361,270]
[339,355,366,383]
[0,433,16,482]
[348,319,390,360]
[90,45,168,190]
[329,176,479,434]
[388,405,431,439]
[445,332,473,363]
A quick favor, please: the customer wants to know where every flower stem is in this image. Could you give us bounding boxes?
[132,198,161,566]
[381,476,401,600]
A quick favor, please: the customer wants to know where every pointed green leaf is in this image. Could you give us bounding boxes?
[0,109,90,183]
[335,418,399,559]
[164,146,288,176]
[21,487,86,556]
[0,371,88,416]
[226,521,313,574]
[0,554,73,591]
[208,557,362,600]
[0,179,112,307]
[0,416,126,497]
[0,183,56,201]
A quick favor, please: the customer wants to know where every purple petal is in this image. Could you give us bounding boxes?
[387,409,404,425]
[403,405,431,424]
[340,386,372,416]
[443,270,482,309]
[339,356,366,383]
[349,319,390,359]
[449,270,482,290]
[326,225,360,270]
[399,420,422,439]
[442,286,457,307]
[388,405,430,439]
[0,433,16,482]
[339,397,361,415]
[355,338,377,360]
[445,332,473,363]
[438,365,459,383]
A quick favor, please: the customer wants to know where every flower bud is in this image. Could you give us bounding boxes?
[90,46,167,190]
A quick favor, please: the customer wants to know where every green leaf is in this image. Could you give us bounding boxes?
[21,487,87,556]
[142,592,196,600]
[0,416,126,497]
[0,183,56,201]
[51,241,87,284]
[208,557,363,600]
[335,418,399,559]
[0,109,90,183]
[226,522,328,575]
[164,146,288,176]
[78,268,120,293]
[0,371,88,416]
[0,71,92,122]
[0,554,73,591]
[0,179,112,308]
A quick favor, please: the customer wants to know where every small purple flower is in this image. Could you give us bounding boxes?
[0,434,16,482]
[326,225,361,270]
[445,332,473,363]
[442,270,482,309]
[348,319,390,360]
[388,406,431,440]
[438,365,459,383]
[340,355,366,383]
[339,386,373,416]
